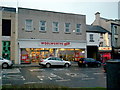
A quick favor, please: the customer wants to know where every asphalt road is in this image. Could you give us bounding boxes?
[2,64,106,88]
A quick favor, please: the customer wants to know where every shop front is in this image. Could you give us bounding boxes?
[19,40,86,64]
[99,47,112,63]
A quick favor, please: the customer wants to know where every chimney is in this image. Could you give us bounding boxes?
[95,12,100,25]
[95,12,100,20]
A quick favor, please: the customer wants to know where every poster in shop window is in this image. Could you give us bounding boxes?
[21,49,31,63]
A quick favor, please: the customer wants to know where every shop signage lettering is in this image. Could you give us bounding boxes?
[41,42,70,46]
[99,47,112,51]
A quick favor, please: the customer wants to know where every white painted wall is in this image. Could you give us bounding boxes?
[87,33,99,46]
[87,32,111,47]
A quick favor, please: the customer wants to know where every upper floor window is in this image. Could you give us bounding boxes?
[114,26,118,35]
[53,22,59,32]
[89,34,94,42]
[65,23,70,33]
[76,24,81,33]
[25,19,33,31]
[39,20,46,31]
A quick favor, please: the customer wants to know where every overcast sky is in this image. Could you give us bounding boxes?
[0,0,119,24]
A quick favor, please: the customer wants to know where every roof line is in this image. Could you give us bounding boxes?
[18,7,85,16]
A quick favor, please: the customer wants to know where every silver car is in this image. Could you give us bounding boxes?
[39,57,71,68]
[0,56,13,68]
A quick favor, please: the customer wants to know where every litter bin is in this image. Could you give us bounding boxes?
[106,59,120,90]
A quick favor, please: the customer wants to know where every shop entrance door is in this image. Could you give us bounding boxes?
[40,50,49,59]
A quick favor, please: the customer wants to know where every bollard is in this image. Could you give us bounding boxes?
[106,59,120,90]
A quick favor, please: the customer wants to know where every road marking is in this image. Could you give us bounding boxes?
[66,73,88,78]
[50,73,57,77]
[3,84,12,86]
[2,68,21,74]
[53,69,67,71]
[37,76,45,81]
[66,73,78,77]
[29,69,45,72]
[82,77,95,80]
[21,76,26,80]
[2,75,25,80]
[24,81,43,84]
[56,79,71,82]
[24,82,36,84]
[48,77,52,80]
[93,73,104,75]
[48,73,64,81]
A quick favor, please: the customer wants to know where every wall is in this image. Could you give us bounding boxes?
[87,32,99,46]
[0,11,2,57]
[18,8,86,42]
[2,11,18,64]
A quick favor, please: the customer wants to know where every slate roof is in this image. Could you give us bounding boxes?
[86,25,111,34]
[0,6,16,12]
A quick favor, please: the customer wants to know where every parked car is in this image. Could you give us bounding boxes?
[0,56,13,68]
[78,58,101,67]
[39,57,71,68]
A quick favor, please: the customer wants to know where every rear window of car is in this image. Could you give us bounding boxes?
[56,58,62,61]
[80,58,84,61]
[83,58,93,62]
[90,58,96,62]
[48,57,56,60]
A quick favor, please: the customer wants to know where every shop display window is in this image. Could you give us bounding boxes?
[21,48,85,64]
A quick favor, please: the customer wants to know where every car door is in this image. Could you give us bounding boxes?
[90,58,96,66]
[48,57,56,65]
[55,58,65,65]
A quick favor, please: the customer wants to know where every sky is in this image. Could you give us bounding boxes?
[0,0,119,24]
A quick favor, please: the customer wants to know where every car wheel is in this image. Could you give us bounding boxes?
[46,63,51,68]
[65,63,69,68]
[97,63,101,67]
[85,64,88,67]
[2,63,9,68]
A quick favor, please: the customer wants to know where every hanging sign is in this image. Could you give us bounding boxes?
[99,47,112,51]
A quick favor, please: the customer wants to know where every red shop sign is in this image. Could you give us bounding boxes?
[41,42,70,46]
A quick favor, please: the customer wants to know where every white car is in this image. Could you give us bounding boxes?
[0,56,13,68]
[39,57,71,68]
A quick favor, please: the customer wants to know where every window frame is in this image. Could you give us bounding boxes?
[114,26,118,35]
[25,19,33,31]
[76,24,81,33]
[65,23,70,33]
[52,22,59,32]
[89,34,94,42]
[39,20,46,31]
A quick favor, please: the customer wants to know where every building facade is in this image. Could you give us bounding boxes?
[92,12,120,59]
[0,7,18,64]
[87,25,112,62]
[17,8,87,64]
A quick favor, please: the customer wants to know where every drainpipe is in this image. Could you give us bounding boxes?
[0,8,3,57]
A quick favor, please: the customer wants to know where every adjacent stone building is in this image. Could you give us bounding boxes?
[0,7,18,64]
[92,12,120,59]
[86,25,112,62]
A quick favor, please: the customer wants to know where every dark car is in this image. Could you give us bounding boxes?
[78,58,101,67]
